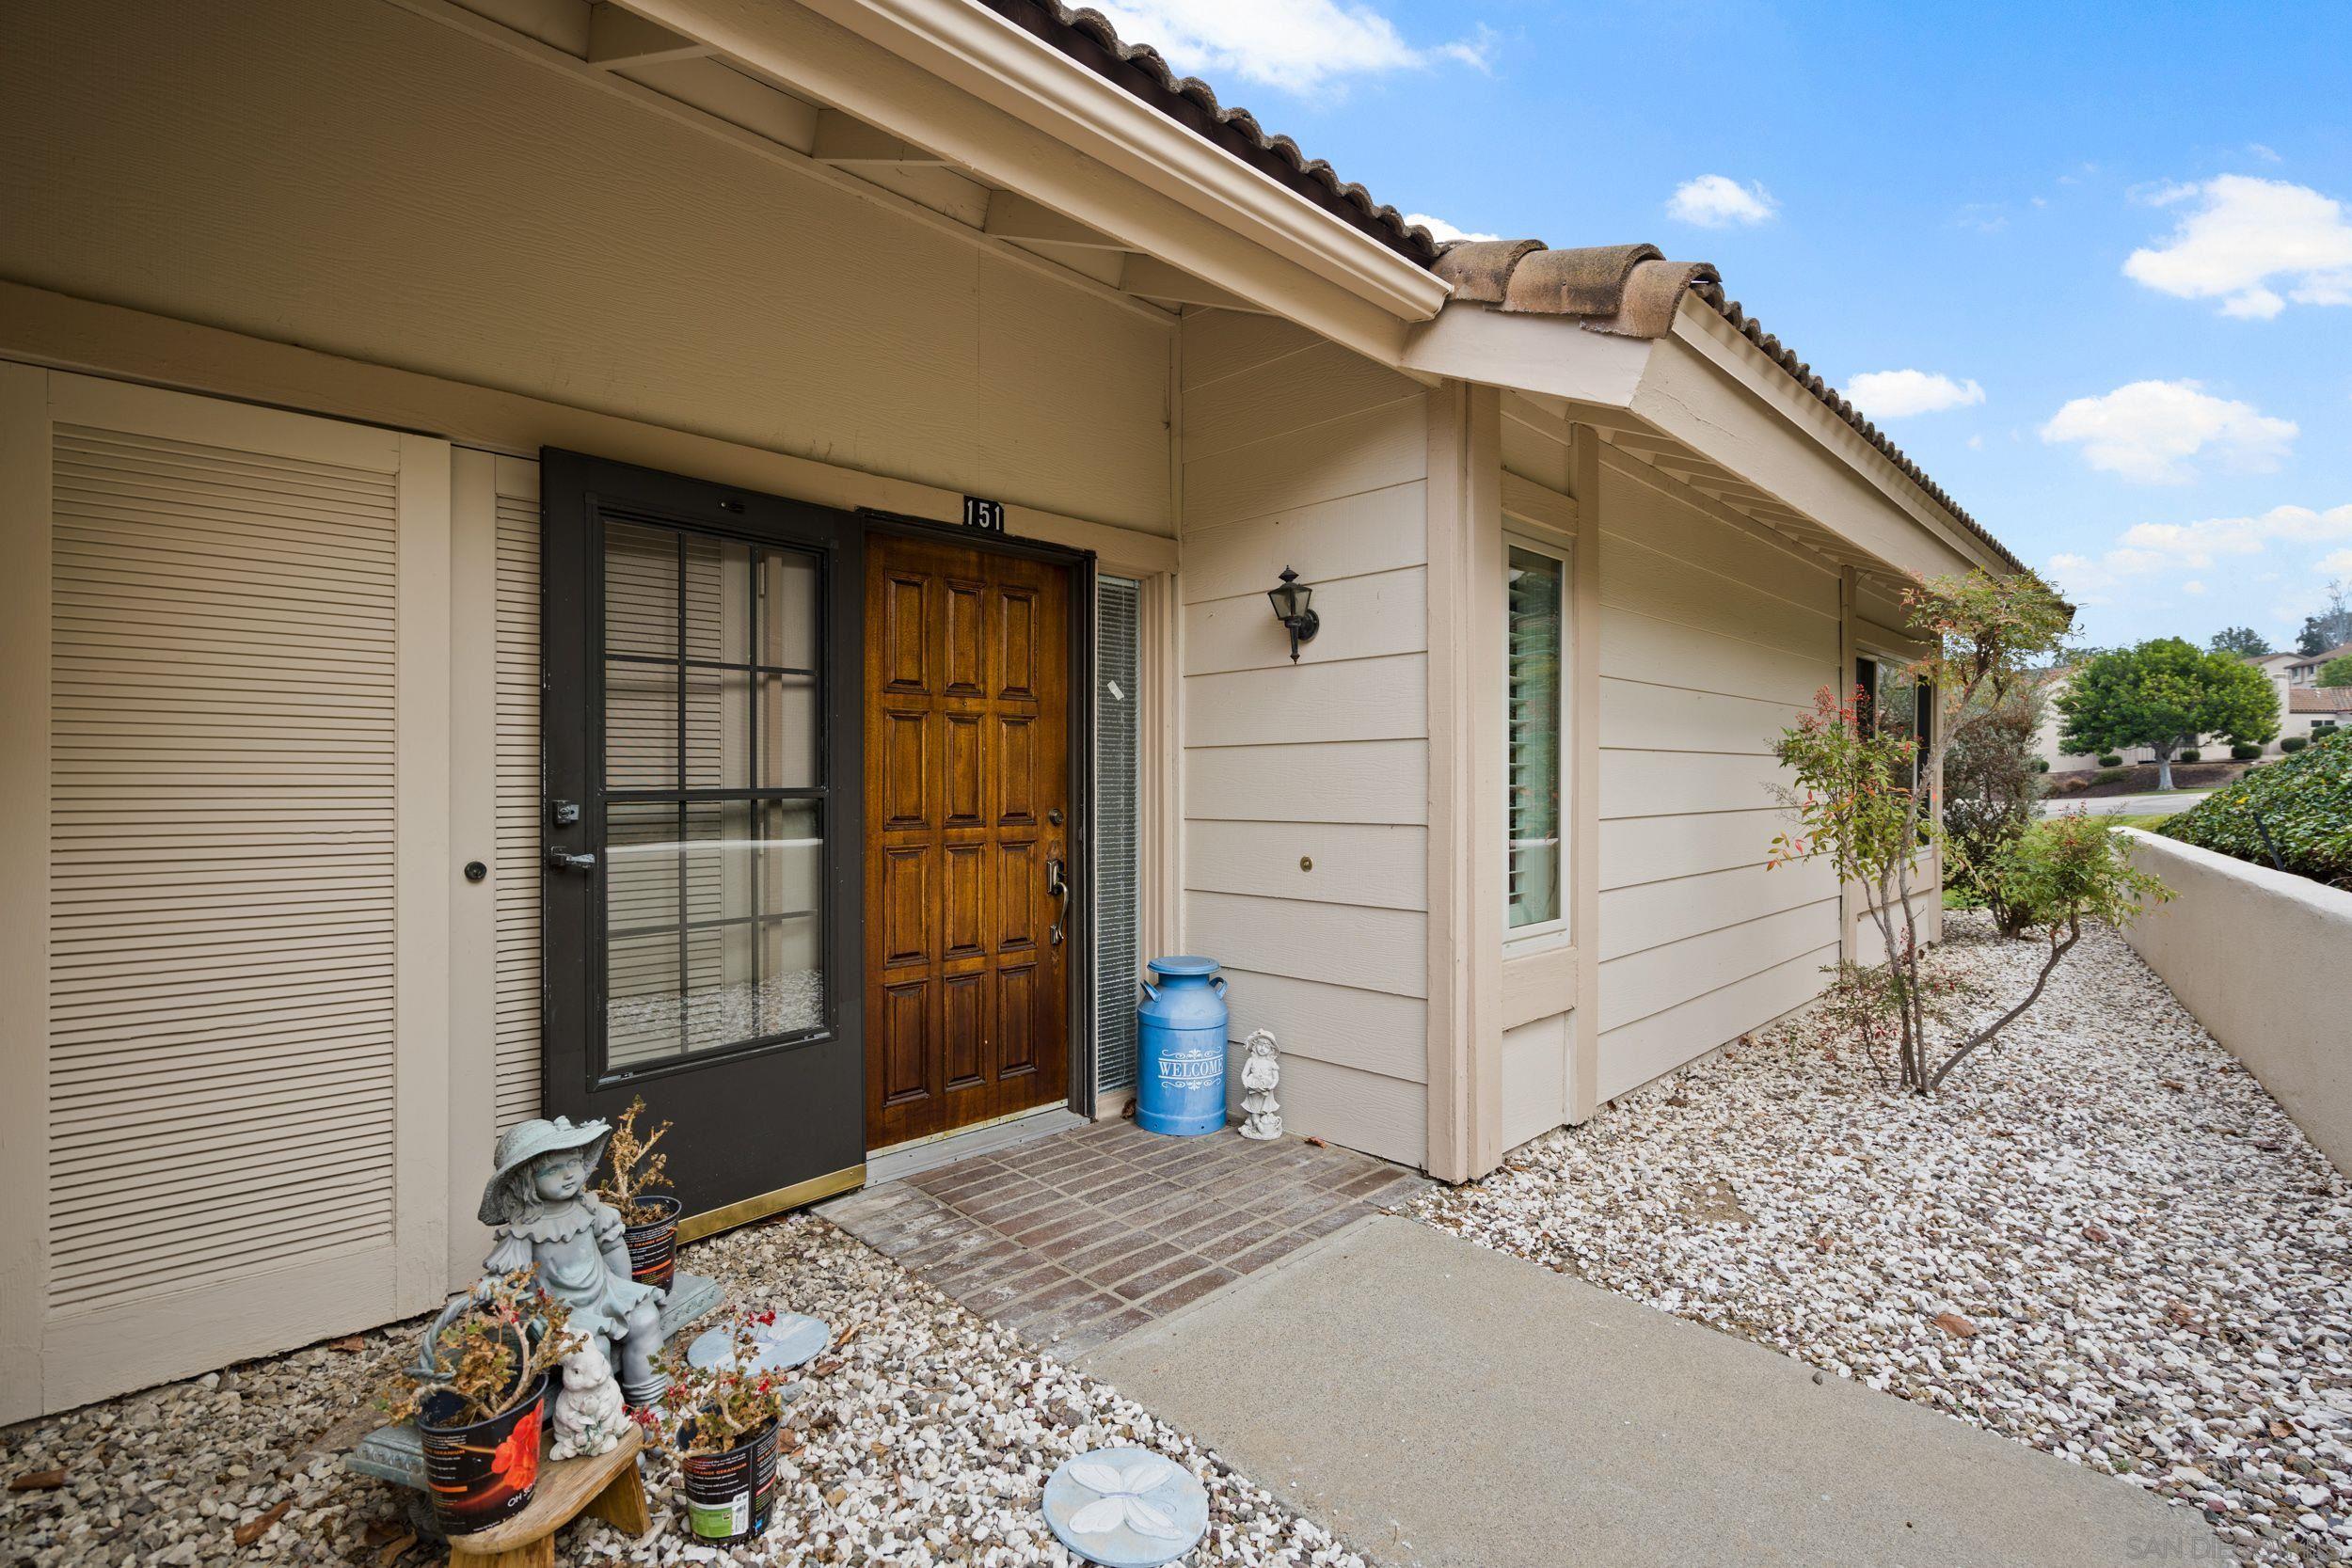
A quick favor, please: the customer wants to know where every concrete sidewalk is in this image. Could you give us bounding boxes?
[1080,1217,2213,1568]
[2042,789,2212,818]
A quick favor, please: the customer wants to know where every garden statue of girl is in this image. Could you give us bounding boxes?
[477,1117,670,1407]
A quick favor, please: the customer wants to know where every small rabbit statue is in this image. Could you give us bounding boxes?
[549,1341,628,1461]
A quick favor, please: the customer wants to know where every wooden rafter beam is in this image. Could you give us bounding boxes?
[1119,255,1267,313]
[810,107,953,166]
[586,5,715,69]
[980,191,1130,250]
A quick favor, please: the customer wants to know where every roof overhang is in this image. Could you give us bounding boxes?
[1403,294,2008,582]
[617,0,1450,359]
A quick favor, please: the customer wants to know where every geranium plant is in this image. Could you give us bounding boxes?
[596,1094,675,1226]
[383,1267,579,1427]
[639,1308,795,1457]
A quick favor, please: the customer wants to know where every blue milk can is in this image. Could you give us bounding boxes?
[1136,956,1229,1135]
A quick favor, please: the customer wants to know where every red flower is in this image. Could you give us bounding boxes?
[490,1406,541,1493]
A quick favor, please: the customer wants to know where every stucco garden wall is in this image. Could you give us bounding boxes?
[2119,829,2352,1171]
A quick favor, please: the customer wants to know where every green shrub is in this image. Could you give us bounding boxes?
[2180,748,2202,763]
[2092,767,2127,784]
[2097,752,2124,768]
[2281,736,2310,753]
[2232,742,2262,761]
[2161,731,2352,889]
[2032,756,2051,773]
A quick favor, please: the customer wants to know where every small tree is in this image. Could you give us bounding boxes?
[2058,639,2280,790]
[1923,816,2169,1088]
[1770,569,2074,1093]
[2317,654,2352,688]
[1943,680,2044,935]
[2209,625,2272,657]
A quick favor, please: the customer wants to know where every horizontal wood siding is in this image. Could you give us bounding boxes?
[0,0,1172,534]
[1178,312,1428,1165]
[1595,456,1843,1102]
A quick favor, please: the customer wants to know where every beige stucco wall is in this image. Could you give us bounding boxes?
[1175,311,1432,1167]
[2119,831,2352,1171]
[0,0,1176,537]
[1593,451,1846,1102]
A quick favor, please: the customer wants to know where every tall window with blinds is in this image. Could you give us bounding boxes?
[1506,541,1567,932]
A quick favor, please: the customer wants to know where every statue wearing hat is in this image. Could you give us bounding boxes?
[478,1117,669,1407]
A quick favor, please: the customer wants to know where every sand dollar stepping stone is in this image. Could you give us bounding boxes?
[1043,1447,1207,1567]
[685,1312,830,1375]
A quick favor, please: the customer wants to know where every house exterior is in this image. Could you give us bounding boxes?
[2037,650,2331,772]
[0,0,2020,1420]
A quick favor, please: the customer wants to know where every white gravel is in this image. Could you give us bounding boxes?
[0,1217,1367,1567]
[1415,911,2352,1566]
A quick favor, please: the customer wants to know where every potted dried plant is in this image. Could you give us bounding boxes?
[638,1308,793,1544]
[596,1096,682,1292]
[383,1269,578,1536]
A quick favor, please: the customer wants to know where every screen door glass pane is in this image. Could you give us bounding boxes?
[600,519,825,1069]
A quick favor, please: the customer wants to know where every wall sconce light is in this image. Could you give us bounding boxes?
[1265,565,1319,663]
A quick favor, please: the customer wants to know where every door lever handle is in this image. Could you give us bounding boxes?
[545,848,597,873]
[1046,856,1068,946]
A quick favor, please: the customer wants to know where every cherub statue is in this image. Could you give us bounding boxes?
[549,1341,628,1461]
[1238,1029,1283,1141]
[478,1117,669,1407]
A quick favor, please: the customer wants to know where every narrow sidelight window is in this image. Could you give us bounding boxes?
[1506,540,1567,932]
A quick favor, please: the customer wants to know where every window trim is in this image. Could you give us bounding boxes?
[1502,530,1572,945]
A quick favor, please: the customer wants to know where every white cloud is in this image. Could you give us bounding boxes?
[1666,175,1777,229]
[1092,1,1493,95]
[2249,143,2281,164]
[2123,175,2352,319]
[2040,380,2296,483]
[1843,370,1987,419]
[2046,504,2352,618]
[1404,213,1502,245]
[1966,434,1984,450]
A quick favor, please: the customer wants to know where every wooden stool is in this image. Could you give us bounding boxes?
[447,1427,652,1568]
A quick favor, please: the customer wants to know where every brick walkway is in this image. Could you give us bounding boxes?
[821,1118,1430,1359]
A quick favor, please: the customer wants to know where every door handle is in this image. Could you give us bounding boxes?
[546,848,597,873]
[1046,855,1068,947]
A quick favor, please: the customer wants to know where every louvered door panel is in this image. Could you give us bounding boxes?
[48,422,401,1310]
[493,486,542,1130]
[6,372,450,1420]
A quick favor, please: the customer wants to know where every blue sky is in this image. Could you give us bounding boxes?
[1097,0,2352,652]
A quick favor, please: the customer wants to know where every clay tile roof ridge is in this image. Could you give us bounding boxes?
[993,2,2019,572]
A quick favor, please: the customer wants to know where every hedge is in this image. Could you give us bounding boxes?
[2160,731,2352,890]
[2232,742,2262,761]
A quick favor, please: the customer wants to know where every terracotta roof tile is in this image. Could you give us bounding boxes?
[989,0,2021,572]
[2290,687,2352,714]
[978,1,1440,262]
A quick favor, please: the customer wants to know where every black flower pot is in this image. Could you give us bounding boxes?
[679,1417,779,1544]
[623,1195,683,1292]
[415,1372,548,1536]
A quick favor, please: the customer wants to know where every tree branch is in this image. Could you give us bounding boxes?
[1927,916,2080,1090]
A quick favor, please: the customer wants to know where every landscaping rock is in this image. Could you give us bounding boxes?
[0,1220,1367,1567]
[1415,911,2352,1567]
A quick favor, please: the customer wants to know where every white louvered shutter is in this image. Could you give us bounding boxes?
[23,373,449,1415]
[492,479,542,1131]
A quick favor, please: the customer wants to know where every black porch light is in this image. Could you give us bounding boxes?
[1265,565,1320,662]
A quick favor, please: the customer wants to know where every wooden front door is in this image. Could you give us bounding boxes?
[864,534,1073,1148]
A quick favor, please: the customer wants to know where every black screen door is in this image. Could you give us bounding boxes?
[542,451,864,1224]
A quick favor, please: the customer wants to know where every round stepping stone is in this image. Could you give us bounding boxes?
[1042,1447,1208,1567]
[684,1312,830,1375]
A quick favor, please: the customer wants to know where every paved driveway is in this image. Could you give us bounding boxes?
[2042,790,2211,818]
